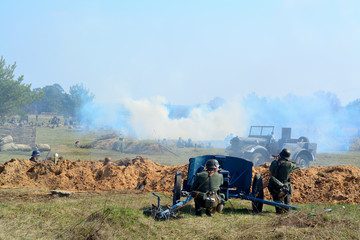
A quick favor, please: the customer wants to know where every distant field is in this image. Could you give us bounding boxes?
[1,125,360,168]
[0,126,225,165]
[314,152,360,168]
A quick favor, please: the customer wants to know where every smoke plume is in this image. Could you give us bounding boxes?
[79,91,360,152]
[80,96,248,142]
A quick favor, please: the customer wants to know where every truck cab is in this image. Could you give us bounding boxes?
[225,126,317,168]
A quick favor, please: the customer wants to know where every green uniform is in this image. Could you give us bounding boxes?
[268,157,300,213]
[191,170,224,216]
[191,171,223,193]
[29,156,37,163]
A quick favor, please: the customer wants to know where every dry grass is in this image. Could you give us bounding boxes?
[314,152,360,168]
[0,190,359,239]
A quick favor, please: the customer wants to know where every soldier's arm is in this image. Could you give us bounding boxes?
[291,162,301,172]
[269,161,276,176]
[190,175,199,191]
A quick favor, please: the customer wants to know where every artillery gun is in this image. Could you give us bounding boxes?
[149,155,298,220]
[225,126,317,168]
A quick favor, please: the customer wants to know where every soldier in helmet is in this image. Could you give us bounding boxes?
[268,148,300,213]
[190,159,225,216]
[30,150,41,163]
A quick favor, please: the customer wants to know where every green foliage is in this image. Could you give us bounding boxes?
[0,56,43,121]
[69,83,95,120]
[28,83,94,118]
[30,84,66,114]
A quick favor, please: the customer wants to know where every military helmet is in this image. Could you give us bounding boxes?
[279,148,290,158]
[32,150,41,157]
[205,159,220,169]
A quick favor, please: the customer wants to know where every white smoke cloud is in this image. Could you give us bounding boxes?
[242,92,359,152]
[121,96,248,140]
[80,91,359,152]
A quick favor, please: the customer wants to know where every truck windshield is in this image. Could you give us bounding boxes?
[249,126,274,137]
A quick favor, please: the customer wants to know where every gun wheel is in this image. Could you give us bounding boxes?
[251,174,264,213]
[172,171,182,205]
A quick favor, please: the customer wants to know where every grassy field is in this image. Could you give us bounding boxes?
[0,189,359,240]
[313,152,360,168]
[0,126,226,165]
[1,125,360,167]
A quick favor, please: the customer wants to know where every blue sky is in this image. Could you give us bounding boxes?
[1,0,360,105]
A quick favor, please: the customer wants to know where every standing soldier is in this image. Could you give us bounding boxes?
[268,148,300,213]
[190,159,225,216]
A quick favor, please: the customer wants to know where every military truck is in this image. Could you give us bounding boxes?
[225,126,317,168]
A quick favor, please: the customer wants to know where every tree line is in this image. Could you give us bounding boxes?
[0,56,94,122]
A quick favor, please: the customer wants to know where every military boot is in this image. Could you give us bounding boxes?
[216,204,224,213]
[205,209,212,217]
[195,208,202,216]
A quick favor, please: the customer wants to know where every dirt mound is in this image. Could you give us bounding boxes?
[253,163,360,204]
[0,157,187,192]
[0,158,359,204]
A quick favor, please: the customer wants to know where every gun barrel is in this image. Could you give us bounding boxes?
[230,193,298,210]
[152,192,160,198]
[170,196,193,211]
[151,193,193,220]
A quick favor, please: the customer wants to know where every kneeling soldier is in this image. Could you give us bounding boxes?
[190,159,225,216]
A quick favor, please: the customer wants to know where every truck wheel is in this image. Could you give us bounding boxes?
[297,154,310,169]
[298,136,309,143]
[173,171,182,205]
[251,153,266,166]
[251,174,264,213]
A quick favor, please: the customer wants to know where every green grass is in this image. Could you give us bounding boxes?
[0,125,226,164]
[3,125,360,168]
[0,190,359,240]
[313,152,360,168]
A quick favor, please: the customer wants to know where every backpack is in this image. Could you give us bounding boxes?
[191,171,220,208]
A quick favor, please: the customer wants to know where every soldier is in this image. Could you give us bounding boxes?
[103,157,112,166]
[74,141,80,148]
[268,148,300,213]
[190,159,225,216]
[185,138,193,148]
[176,137,185,148]
[29,150,41,163]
